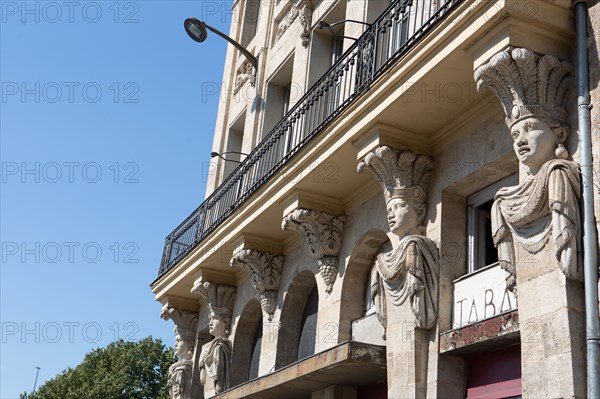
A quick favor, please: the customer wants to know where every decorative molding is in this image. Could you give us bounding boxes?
[282,208,345,293]
[280,189,344,217]
[274,0,313,47]
[230,249,285,320]
[234,60,255,93]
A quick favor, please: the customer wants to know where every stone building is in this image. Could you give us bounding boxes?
[152,1,600,398]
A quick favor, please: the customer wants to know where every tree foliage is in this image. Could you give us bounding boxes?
[21,337,175,399]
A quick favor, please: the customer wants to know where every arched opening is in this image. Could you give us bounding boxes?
[248,312,263,380]
[338,229,389,342]
[230,299,262,387]
[297,284,318,360]
[275,270,317,369]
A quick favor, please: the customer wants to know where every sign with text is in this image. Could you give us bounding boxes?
[452,264,517,329]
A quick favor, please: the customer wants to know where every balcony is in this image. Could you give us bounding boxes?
[157,0,462,278]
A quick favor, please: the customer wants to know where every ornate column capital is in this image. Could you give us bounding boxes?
[231,249,285,320]
[282,208,346,293]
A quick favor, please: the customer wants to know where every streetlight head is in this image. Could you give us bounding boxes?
[210,152,219,158]
[317,21,329,29]
[185,18,208,42]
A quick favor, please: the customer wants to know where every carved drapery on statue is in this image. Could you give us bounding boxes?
[160,307,198,399]
[475,47,580,294]
[358,146,439,331]
[282,209,346,293]
[191,281,236,396]
[230,249,285,320]
[375,236,439,330]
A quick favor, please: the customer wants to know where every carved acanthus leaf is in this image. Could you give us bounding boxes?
[230,249,284,320]
[282,208,345,293]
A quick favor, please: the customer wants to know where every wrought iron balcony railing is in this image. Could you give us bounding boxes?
[157,0,461,277]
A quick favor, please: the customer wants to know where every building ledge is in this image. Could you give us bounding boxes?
[439,310,520,356]
[215,341,387,399]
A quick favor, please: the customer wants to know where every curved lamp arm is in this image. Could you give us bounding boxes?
[185,18,258,71]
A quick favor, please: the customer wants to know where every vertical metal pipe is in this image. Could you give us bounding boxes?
[574,1,600,397]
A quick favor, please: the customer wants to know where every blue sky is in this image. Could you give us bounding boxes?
[0,0,232,396]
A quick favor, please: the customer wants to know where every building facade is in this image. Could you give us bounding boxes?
[153,1,600,398]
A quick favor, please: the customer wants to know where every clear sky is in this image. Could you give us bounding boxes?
[1,1,232,396]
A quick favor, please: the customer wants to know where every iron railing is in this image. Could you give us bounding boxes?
[157,0,461,277]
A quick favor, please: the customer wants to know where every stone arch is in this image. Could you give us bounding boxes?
[275,270,317,369]
[230,298,262,387]
[338,229,389,342]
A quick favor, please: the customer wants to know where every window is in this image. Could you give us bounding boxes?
[467,174,518,272]
[222,111,246,181]
[240,0,260,48]
[263,54,294,138]
[297,285,318,361]
[248,313,262,380]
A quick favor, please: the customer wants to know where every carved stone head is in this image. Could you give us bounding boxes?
[358,147,433,237]
[475,48,573,174]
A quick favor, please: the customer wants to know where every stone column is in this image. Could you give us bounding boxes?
[476,47,586,398]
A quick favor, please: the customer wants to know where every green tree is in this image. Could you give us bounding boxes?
[21,337,175,399]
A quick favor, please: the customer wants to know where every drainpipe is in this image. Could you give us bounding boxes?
[574,1,600,397]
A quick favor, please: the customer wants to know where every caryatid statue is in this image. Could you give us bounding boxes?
[192,281,236,397]
[358,147,439,332]
[475,47,581,294]
[161,307,198,399]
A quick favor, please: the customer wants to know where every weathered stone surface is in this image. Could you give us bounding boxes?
[161,307,198,399]
[230,249,285,321]
[476,47,585,399]
[282,208,346,293]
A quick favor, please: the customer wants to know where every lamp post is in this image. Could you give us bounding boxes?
[184,18,258,71]
[32,367,41,394]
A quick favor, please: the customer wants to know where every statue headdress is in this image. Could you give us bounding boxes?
[191,281,236,328]
[474,47,572,129]
[160,307,198,343]
[357,146,433,204]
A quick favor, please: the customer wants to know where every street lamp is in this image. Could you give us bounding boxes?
[32,367,41,393]
[184,17,258,71]
[210,151,248,163]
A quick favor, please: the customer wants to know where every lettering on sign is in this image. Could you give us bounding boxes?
[452,264,517,328]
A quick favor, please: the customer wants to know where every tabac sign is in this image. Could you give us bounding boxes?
[452,264,517,328]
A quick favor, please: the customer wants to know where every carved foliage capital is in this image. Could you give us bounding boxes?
[230,249,284,320]
[282,208,345,292]
[282,208,345,258]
